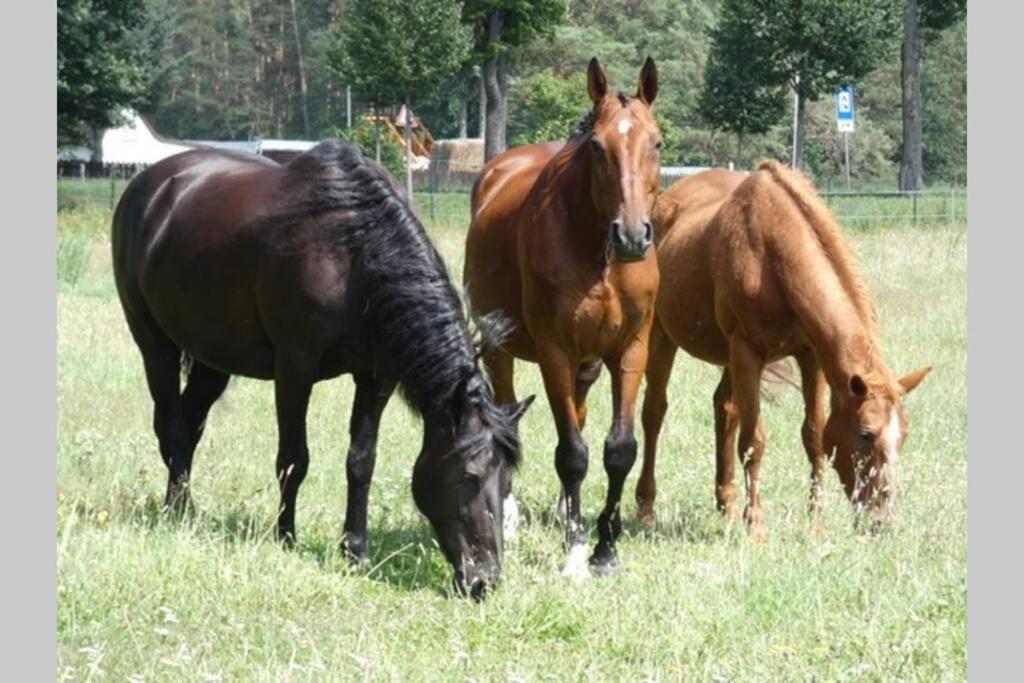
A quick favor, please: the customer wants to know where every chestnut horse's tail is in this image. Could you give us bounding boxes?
[755,160,877,338]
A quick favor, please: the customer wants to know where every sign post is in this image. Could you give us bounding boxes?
[835,86,855,190]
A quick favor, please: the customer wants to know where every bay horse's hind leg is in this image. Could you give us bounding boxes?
[795,349,826,526]
[591,334,650,575]
[728,337,767,537]
[272,354,316,547]
[635,321,678,526]
[341,375,396,565]
[713,368,741,519]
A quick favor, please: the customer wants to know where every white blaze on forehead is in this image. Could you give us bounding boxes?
[883,409,901,460]
[617,116,633,135]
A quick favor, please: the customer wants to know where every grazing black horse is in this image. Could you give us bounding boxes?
[111,140,533,597]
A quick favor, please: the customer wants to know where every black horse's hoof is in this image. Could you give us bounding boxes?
[341,536,371,568]
[277,529,297,549]
[588,545,620,577]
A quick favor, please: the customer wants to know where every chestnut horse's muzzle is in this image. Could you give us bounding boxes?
[609,219,654,262]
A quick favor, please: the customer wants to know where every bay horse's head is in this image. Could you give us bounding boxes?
[823,366,931,526]
[582,57,662,263]
[412,371,533,599]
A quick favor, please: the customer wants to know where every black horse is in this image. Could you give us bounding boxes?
[111,140,533,597]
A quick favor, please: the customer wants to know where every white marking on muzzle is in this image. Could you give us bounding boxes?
[503,493,519,545]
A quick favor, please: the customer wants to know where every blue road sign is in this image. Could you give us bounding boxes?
[836,86,855,132]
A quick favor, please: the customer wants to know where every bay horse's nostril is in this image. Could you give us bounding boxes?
[610,220,625,246]
[643,220,653,245]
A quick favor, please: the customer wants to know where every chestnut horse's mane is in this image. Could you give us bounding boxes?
[758,160,879,344]
[567,92,633,143]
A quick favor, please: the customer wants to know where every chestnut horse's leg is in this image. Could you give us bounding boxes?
[729,337,767,536]
[795,349,827,517]
[590,334,650,575]
[536,346,590,576]
[713,369,741,518]
[635,320,678,525]
[483,348,517,406]
[341,375,396,565]
[574,360,603,431]
[273,354,316,547]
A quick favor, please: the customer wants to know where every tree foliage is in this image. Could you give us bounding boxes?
[57,0,150,143]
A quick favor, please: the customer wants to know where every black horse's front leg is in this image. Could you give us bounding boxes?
[341,375,395,565]
[273,355,315,547]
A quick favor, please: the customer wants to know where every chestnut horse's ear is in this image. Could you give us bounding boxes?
[898,366,932,395]
[636,56,658,104]
[587,57,608,105]
[850,374,868,398]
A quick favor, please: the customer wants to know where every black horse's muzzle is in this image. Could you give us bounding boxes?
[453,562,501,601]
[609,219,654,262]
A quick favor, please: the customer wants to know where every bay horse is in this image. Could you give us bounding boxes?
[111,140,532,598]
[635,162,931,533]
[464,58,661,577]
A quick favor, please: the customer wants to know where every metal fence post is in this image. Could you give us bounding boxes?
[429,159,436,223]
[110,174,116,210]
[912,192,918,227]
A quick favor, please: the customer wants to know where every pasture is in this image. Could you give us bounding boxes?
[57,194,965,680]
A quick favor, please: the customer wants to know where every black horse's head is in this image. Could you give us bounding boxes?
[412,370,533,600]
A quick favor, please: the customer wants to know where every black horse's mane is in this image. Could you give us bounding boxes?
[278,140,520,467]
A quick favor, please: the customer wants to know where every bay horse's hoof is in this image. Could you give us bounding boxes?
[588,544,620,577]
[743,505,766,540]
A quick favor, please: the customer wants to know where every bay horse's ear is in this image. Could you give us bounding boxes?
[850,375,868,398]
[636,56,658,105]
[587,57,609,105]
[898,366,932,395]
[505,394,536,426]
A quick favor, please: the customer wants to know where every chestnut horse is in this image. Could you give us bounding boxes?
[635,162,930,532]
[465,58,661,576]
[112,140,532,598]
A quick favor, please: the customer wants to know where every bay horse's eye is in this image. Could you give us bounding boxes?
[858,429,875,445]
[653,140,663,151]
[589,139,604,156]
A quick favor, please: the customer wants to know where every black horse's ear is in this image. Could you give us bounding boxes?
[505,395,536,425]
[452,374,476,431]
[587,57,609,105]
[636,56,658,105]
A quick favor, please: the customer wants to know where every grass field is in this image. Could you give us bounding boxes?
[57,194,966,681]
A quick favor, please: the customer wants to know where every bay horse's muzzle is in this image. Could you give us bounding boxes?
[609,219,654,262]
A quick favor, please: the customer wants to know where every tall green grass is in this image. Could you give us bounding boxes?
[57,203,966,680]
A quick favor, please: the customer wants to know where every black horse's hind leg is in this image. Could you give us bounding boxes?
[173,361,231,499]
[341,375,396,565]
[273,355,315,547]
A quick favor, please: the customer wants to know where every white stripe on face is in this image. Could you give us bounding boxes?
[883,409,901,461]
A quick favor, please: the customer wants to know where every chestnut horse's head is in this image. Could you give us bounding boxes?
[823,366,931,525]
[582,57,662,263]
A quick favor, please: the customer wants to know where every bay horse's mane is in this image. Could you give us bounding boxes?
[278,140,521,467]
[758,160,879,345]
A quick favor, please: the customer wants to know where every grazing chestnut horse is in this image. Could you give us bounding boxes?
[635,162,930,532]
[112,140,532,598]
[465,58,661,576]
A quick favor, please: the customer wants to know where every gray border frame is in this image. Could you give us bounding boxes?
[967,3,1021,680]
[2,1,56,677]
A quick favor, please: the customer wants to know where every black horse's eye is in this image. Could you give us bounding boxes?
[462,473,481,492]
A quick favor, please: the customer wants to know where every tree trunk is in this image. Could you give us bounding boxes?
[289,0,310,138]
[478,67,486,138]
[404,95,414,208]
[458,95,468,138]
[899,0,924,191]
[792,90,806,170]
[374,103,381,163]
[483,10,509,161]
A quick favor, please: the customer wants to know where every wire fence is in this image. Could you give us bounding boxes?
[58,161,966,231]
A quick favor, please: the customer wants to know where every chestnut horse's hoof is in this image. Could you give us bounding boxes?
[743,505,766,540]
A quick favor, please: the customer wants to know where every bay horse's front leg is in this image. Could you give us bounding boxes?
[341,375,396,565]
[636,320,678,526]
[729,337,767,537]
[537,346,590,578]
[590,333,649,575]
[273,354,316,547]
